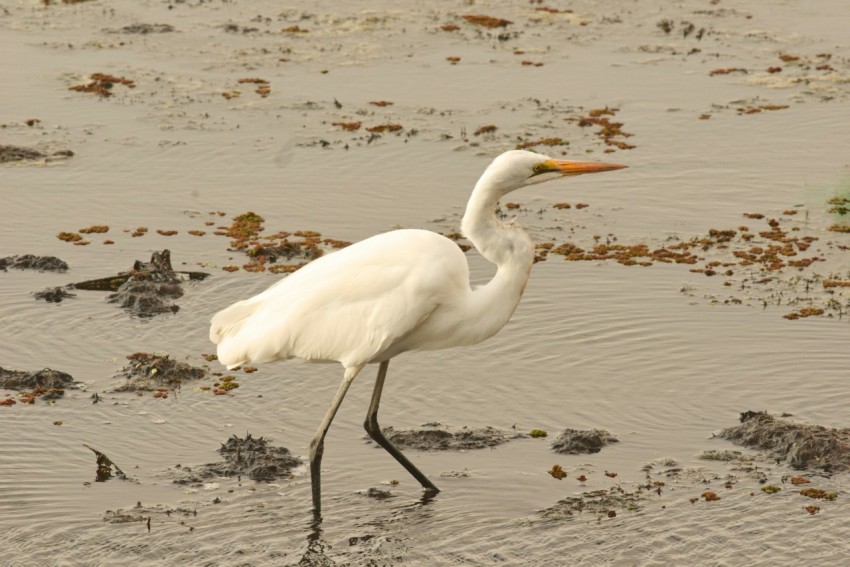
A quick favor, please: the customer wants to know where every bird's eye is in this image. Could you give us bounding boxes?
[532,163,544,175]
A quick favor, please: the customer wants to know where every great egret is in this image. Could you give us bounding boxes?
[210,149,625,516]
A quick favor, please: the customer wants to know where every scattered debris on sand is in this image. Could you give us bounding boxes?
[172,433,302,485]
[237,77,271,97]
[205,374,240,396]
[783,307,825,320]
[718,411,850,472]
[111,352,207,393]
[701,490,721,502]
[377,424,521,451]
[103,502,196,531]
[333,121,362,131]
[57,231,86,244]
[461,14,513,29]
[474,124,497,136]
[44,0,97,5]
[519,200,849,320]
[79,225,108,235]
[549,464,568,479]
[551,428,619,454]
[365,123,403,134]
[215,211,351,273]
[799,487,838,500]
[114,23,175,34]
[0,254,68,272]
[570,107,636,151]
[69,73,135,98]
[539,485,647,520]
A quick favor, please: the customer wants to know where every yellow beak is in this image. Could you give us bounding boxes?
[541,159,627,177]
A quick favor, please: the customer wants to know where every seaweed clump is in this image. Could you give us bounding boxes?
[34,287,76,303]
[539,485,645,520]
[0,367,75,391]
[117,23,175,34]
[551,428,619,454]
[105,250,185,316]
[69,73,135,98]
[719,411,850,472]
[461,14,512,28]
[0,145,45,163]
[218,212,351,273]
[112,352,207,392]
[173,433,303,484]
[572,107,635,151]
[66,250,206,317]
[0,254,68,272]
[0,145,73,164]
[0,367,76,404]
[379,424,519,451]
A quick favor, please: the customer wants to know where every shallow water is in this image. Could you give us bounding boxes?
[3,0,850,565]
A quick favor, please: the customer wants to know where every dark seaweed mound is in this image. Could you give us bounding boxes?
[719,411,850,472]
[0,254,68,272]
[0,145,72,164]
[551,428,619,455]
[35,287,76,302]
[174,434,303,484]
[112,352,207,392]
[379,424,517,451]
[107,250,184,317]
[0,367,75,390]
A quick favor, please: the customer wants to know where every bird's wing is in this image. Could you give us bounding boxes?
[211,229,469,369]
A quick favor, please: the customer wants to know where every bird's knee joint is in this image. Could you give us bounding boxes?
[309,438,324,460]
[363,416,380,435]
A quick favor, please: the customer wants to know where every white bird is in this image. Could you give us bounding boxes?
[209,149,625,517]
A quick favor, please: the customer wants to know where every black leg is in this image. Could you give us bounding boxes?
[363,360,440,493]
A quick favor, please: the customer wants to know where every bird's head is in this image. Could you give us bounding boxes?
[482,149,626,196]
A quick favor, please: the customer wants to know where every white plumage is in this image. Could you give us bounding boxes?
[209,149,625,518]
[211,229,468,369]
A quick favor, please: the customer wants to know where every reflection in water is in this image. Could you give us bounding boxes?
[300,519,335,567]
[299,489,439,565]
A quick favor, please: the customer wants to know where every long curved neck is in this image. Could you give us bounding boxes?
[458,176,534,345]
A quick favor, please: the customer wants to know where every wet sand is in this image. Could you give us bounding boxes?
[2,0,850,565]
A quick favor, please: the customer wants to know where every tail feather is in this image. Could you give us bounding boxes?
[210,298,258,344]
[210,298,263,368]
